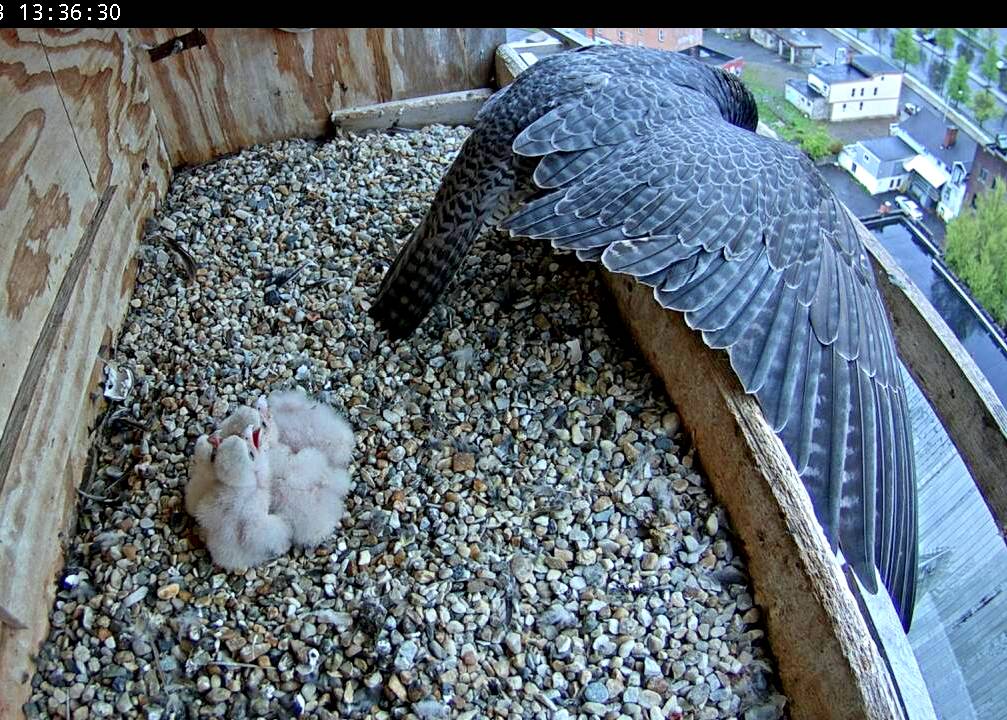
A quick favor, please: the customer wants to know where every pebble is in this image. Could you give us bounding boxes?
[156,583,180,600]
[28,126,784,720]
[583,681,609,703]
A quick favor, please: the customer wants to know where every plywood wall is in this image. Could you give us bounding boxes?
[0,27,503,716]
[131,28,504,167]
[0,27,169,716]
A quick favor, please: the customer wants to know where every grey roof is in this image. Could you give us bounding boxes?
[898,108,977,169]
[771,28,822,49]
[809,63,868,84]
[860,136,916,162]
[786,78,823,101]
[678,45,738,67]
[851,54,899,77]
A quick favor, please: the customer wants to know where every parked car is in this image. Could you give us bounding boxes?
[895,195,924,221]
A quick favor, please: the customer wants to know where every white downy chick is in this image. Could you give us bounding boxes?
[211,405,261,443]
[269,443,351,547]
[188,402,268,519]
[185,434,218,517]
[262,389,355,470]
[189,430,292,570]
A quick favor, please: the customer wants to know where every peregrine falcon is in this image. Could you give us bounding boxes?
[370,44,918,629]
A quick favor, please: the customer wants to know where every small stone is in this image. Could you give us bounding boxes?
[638,689,662,708]
[504,632,522,655]
[706,513,719,535]
[583,681,609,703]
[206,687,231,703]
[452,453,475,473]
[394,640,419,671]
[387,674,408,701]
[511,555,534,584]
[157,583,180,600]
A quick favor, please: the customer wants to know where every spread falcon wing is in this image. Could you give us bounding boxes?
[371,45,918,628]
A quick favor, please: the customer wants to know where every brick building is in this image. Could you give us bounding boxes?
[964,135,1007,210]
[587,28,702,52]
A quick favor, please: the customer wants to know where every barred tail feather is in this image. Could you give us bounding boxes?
[370,129,519,338]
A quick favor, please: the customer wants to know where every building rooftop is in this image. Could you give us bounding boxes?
[678,45,738,67]
[772,28,822,49]
[851,54,899,77]
[809,63,869,84]
[897,108,977,170]
[786,78,822,101]
[861,135,916,162]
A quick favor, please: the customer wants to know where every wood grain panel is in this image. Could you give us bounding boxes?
[130,28,503,167]
[0,29,99,447]
[0,28,169,717]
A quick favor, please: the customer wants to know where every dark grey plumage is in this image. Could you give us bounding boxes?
[371,44,918,629]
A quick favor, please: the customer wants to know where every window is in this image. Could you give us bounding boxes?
[873,87,878,96]
[658,29,665,42]
[618,30,625,43]
[842,103,847,111]
[851,88,856,97]
[859,102,864,110]
[980,167,990,183]
[860,88,864,96]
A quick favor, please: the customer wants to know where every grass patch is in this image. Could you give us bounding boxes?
[743,67,845,162]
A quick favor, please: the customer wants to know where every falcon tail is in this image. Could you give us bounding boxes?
[370,127,519,339]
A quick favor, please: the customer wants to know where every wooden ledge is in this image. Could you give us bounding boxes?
[330,89,494,132]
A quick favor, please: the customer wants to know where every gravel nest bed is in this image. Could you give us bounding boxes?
[28,126,787,720]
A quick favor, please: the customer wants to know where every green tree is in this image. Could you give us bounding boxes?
[970,88,1003,128]
[892,28,922,69]
[948,56,972,107]
[945,183,1007,327]
[936,27,956,59]
[980,33,1000,85]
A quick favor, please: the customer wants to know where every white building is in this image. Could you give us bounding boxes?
[838,136,916,195]
[788,55,903,122]
[890,109,976,222]
[838,107,977,222]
